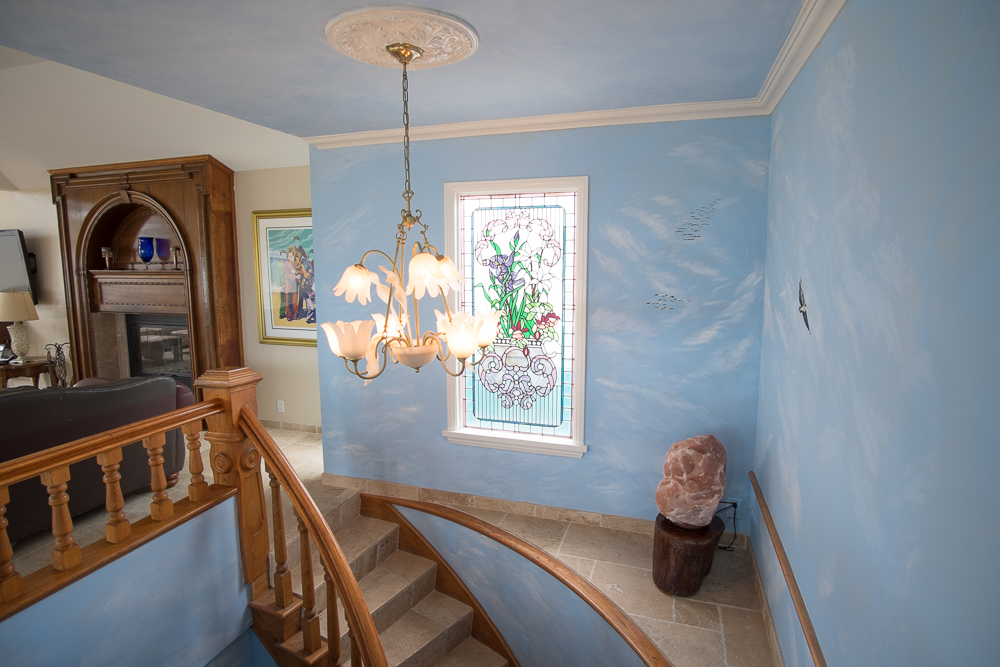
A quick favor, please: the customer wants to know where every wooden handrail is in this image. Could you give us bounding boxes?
[238,406,388,667]
[749,471,827,667]
[365,495,673,667]
[0,399,224,487]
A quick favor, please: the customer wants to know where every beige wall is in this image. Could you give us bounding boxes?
[234,166,320,428]
[0,190,70,380]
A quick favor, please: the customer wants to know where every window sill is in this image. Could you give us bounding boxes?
[443,428,587,458]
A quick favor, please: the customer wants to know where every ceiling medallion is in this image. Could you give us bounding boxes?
[325,6,479,70]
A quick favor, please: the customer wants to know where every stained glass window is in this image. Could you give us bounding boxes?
[444,178,588,457]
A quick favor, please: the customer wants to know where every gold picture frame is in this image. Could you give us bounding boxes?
[253,208,316,346]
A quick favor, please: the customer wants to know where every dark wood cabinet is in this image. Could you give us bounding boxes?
[50,155,243,394]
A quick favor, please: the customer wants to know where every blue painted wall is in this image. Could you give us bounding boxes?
[0,499,253,666]
[399,507,646,667]
[207,628,278,667]
[753,0,1000,664]
[312,118,769,519]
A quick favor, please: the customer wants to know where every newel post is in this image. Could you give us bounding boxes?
[195,367,270,595]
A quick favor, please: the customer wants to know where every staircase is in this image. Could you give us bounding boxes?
[250,485,508,667]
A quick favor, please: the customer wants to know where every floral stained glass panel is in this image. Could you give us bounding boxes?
[459,192,578,438]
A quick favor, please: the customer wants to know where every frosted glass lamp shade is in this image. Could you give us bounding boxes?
[0,292,38,323]
[405,252,448,299]
[327,320,375,361]
[333,265,379,305]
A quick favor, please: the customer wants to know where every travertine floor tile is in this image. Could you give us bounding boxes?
[674,598,722,631]
[441,503,506,526]
[590,561,673,622]
[689,549,761,611]
[633,615,727,667]
[559,522,653,569]
[720,606,777,667]
[498,513,569,554]
[558,555,596,580]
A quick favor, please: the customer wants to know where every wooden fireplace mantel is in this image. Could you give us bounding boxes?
[50,155,244,392]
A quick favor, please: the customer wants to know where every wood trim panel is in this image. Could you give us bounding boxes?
[361,495,673,667]
[360,495,521,667]
[48,155,233,177]
[749,471,827,667]
[90,270,187,313]
[0,486,236,623]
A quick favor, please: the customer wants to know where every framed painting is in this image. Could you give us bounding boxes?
[253,209,316,346]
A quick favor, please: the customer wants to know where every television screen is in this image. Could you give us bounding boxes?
[0,229,38,304]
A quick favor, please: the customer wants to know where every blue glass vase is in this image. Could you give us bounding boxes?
[137,236,155,269]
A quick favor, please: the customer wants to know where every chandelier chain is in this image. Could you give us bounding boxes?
[401,61,413,212]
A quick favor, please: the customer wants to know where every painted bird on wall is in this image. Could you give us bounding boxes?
[798,279,810,332]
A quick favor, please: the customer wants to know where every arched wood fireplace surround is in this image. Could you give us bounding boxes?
[50,156,244,397]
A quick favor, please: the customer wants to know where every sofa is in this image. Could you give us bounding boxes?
[0,376,192,543]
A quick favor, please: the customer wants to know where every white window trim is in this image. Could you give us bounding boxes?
[443,176,588,458]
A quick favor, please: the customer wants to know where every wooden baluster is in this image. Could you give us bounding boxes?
[97,447,131,543]
[296,508,321,655]
[269,466,293,608]
[40,466,82,571]
[183,420,209,502]
[325,566,341,666]
[0,486,23,602]
[144,432,174,521]
[350,627,361,667]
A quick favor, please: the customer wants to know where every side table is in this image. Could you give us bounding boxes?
[0,358,57,388]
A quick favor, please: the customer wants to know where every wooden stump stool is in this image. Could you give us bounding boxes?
[652,513,725,596]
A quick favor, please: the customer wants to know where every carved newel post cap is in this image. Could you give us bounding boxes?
[194,367,263,390]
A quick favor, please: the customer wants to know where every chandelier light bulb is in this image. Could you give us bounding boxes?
[436,311,482,360]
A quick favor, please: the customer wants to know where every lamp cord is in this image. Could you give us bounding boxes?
[716,502,737,551]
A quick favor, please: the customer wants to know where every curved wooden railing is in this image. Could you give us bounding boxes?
[749,471,827,667]
[362,495,673,667]
[240,406,388,667]
[0,397,228,620]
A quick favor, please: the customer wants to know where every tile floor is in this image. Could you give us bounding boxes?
[11,427,779,667]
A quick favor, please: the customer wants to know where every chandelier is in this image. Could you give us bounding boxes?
[322,14,497,381]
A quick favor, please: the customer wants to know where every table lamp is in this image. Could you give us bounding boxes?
[0,292,39,364]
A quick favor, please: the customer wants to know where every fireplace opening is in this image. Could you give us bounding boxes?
[126,314,192,389]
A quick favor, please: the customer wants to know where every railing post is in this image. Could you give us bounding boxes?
[97,447,131,543]
[0,486,23,602]
[144,433,174,521]
[268,467,293,608]
[40,466,82,571]
[195,367,269,595]
[183,420,209,502]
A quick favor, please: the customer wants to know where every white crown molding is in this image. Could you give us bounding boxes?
[756,0,851,111]
[307,0,850,150]
[306,98,769,149]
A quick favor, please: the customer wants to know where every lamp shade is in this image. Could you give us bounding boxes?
[0,292,38,322]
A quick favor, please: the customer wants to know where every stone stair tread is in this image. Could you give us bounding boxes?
[432,638,508,667]
[411,591,473,653]
[379,607,451,667]
[336,515,398,565]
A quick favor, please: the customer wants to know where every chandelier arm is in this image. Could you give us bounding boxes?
[351,341,391,381]
[437,353,467,377]
[360,248,395,267]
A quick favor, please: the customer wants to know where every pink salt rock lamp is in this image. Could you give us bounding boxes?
[655,434,727,529]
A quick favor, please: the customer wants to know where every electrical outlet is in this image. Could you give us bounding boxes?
[276,400,285,413]
[372,460,383,478]
[723,497,741,519]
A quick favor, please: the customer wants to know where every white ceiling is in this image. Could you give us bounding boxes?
[0,45,308,191]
